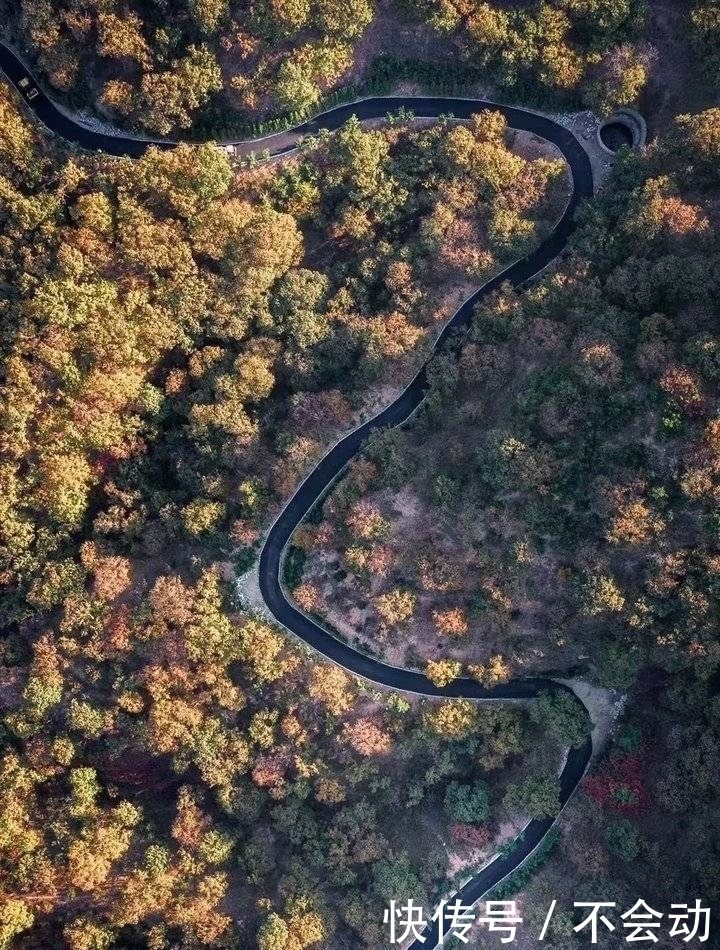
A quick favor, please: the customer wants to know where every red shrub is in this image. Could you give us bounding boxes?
[450,824,492,848]
[584,753,650,816]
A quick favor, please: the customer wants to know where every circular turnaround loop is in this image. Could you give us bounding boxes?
[0,40,596,949]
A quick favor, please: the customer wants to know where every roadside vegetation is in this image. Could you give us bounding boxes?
[294,104,720,927]
[0,83,569,948]
[1,3,720,947]
[0,93,566,615]
[503,683,720,950]
[299,107,720,694]
[3,0,716,136]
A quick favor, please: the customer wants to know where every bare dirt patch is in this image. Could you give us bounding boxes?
[347,0,458,82]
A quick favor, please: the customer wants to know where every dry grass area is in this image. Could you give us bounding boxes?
[301,472,582,674]
[347,0,458,82]
[642,0,718,133]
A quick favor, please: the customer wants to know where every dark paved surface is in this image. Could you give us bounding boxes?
[0,43,595,947]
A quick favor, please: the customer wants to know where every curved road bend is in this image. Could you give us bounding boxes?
[0,40,595,949]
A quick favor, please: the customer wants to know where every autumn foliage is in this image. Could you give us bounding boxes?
[584,753,650,816]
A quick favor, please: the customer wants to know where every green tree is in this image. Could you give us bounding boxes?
[275,42,350,111]
[503,771,561,819]
[133,143,232,218]
[529,690,593,748]
[190,0,230,32]
[139,46,223,134]
[606,817,641,860]
[584,43,653,115]
[258,913,289,950]
[315,0,374,39]
[372,854,427,906]
[269,269,329,348]
[0,900,34,949]
[671,109,720,186]
[690,2,720,82]
[444,780,491,824]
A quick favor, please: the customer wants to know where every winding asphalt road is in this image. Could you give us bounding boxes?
[0,41,596,948]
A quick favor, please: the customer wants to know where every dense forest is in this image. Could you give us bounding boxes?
[0,78,573,947]
[295,106,720,927]
[300,108,720,687]
[1,0,720,947]
[1,0,717,134]
[0,90,566,618]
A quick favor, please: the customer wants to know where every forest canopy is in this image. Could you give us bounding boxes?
[2,3,720,947]
[0,80,569,949]
[1,0,703,133]
[290,102,720,936]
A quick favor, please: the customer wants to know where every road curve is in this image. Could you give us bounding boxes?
[0,41,595,949]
